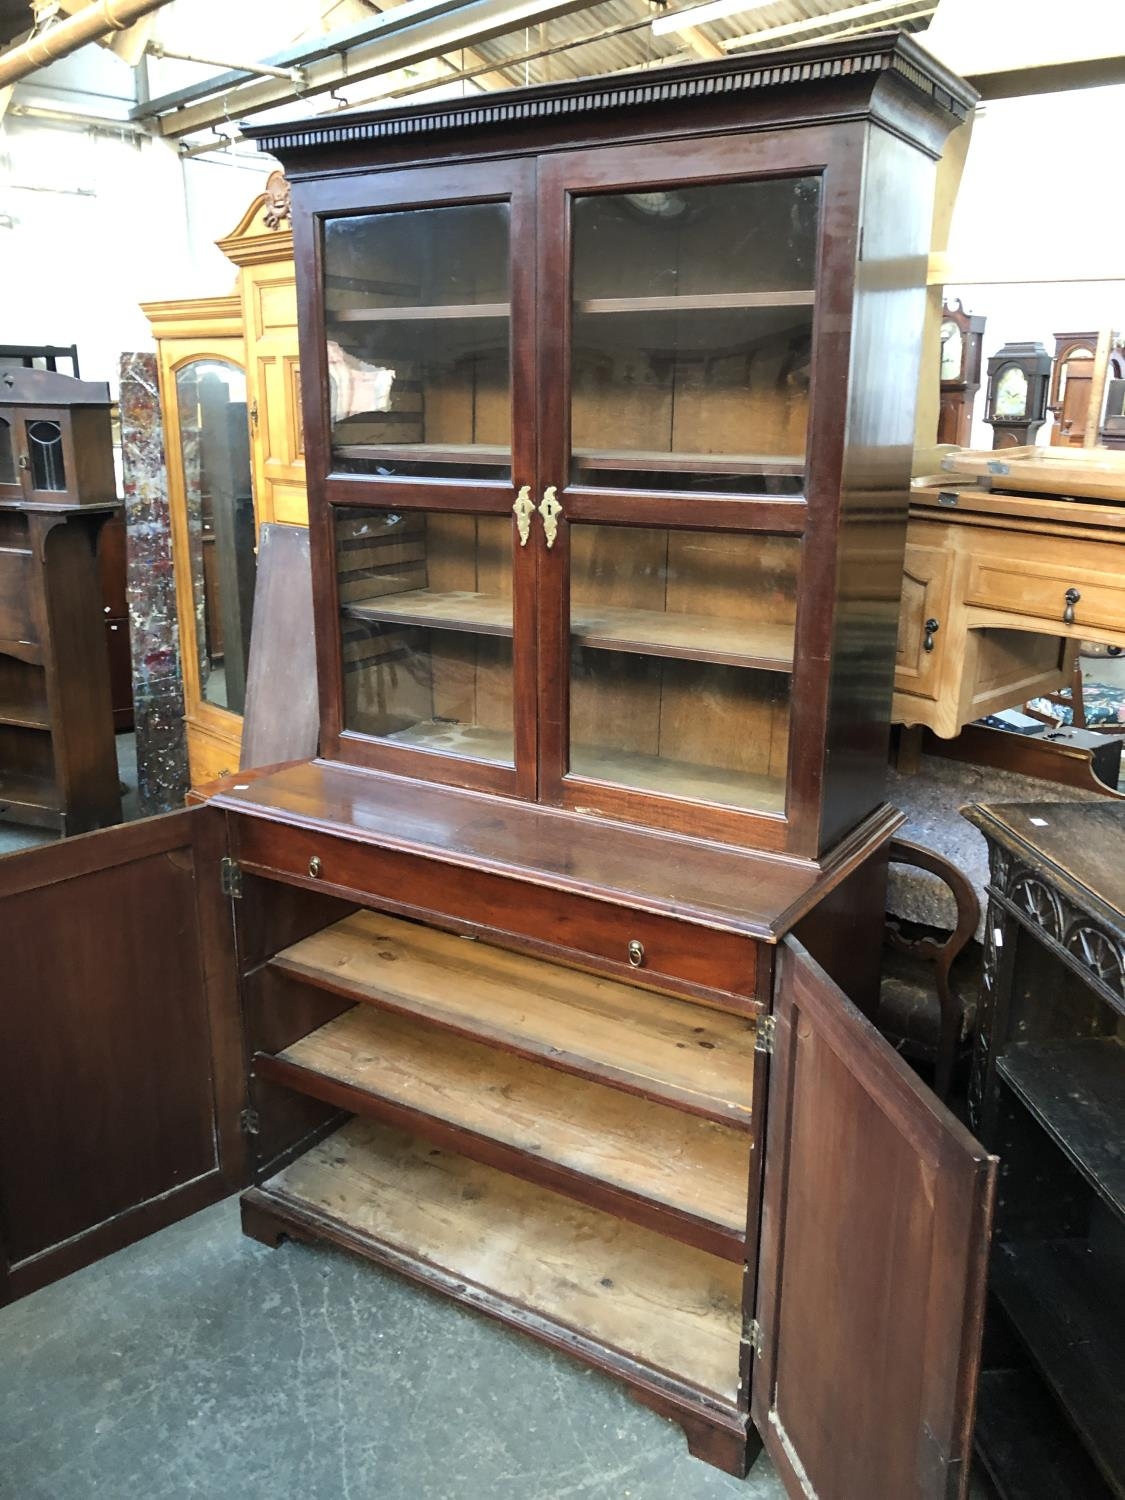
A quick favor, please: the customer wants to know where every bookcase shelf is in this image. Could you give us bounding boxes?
[343,588,795,671]
[270,910,758,1126]
[256,1001,753,1259]
[254,1117,746,1401]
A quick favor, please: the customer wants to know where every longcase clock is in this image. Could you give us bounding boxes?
[937,299,985,446]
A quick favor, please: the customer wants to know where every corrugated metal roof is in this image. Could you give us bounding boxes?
[449,0,935,94]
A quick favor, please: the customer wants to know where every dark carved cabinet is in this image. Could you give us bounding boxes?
[966,803,1125,1500]
[0,368,122,834]
[0,36,999,1500]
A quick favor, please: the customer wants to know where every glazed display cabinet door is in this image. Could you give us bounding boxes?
[534,129,853,850]
[754,940,997,1500]
[0,808,245,1304]
[301,161,538,798]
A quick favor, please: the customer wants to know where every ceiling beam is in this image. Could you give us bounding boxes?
[134,0,598,136]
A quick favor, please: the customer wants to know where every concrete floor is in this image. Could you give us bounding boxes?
[1,1196,788,1500]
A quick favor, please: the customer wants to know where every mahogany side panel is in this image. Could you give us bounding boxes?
[816,125,935,854]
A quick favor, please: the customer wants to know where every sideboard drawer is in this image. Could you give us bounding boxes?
[965,543,1125,635]
[233,815,762,1011]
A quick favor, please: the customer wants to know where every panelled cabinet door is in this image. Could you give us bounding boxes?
[895,538,952,705]
[0,808,245,1304]
[754,940,996,1500]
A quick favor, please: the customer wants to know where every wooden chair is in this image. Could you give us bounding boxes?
[880,838,981,1101]
[1025,655,1125,734]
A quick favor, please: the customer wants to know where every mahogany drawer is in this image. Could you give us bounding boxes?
[964,540,1125,636]
[233,814,762,1011]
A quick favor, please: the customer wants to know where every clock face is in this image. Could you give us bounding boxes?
[994,365,1029,419]
[940,320,963,380]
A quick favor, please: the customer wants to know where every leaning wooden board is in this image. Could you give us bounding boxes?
[942,445,1125,502]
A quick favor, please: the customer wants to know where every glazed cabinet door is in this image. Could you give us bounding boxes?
[534,125,859,853]
[0,808,245,1304]
[297,160,538,799]
[753,940,996,1500]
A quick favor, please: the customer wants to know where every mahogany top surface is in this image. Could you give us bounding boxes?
[0,366,111,407]
[213,758,900,939]
[965,801,1125,930]
[243,31,975,158]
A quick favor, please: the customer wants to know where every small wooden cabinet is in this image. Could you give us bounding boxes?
[890,486,1125,736]
[0,368,122,834]
[967,802,1125,1500]
[142,178,307,787]
[1,37,1002,1499]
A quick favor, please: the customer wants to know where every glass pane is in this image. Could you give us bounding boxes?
[0,418,14,486]
[568,525,798,813]
[27,419,66,491]
[324,204,511,480]
[336,507,513,765]
[570,179,820,495]
[175,360,257,714]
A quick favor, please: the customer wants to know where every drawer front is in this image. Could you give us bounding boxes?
[965,541,1125,635]
[233,816,761,1010]
[0,547,34,646]
[187,724,241,789]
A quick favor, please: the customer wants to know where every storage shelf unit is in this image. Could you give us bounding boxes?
[216,36,990,1490]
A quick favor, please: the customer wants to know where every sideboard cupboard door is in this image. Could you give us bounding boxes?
[753,940,996,1500]
[0,808,245,1305]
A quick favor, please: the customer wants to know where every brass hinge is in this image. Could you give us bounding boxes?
[220,857,243,899]
[743,1317,764,1358]
[240,1107,260,1135]
[755,1015,776,1055]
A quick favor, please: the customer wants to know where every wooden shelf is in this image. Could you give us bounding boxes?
[0,638,44,666]
[257,1117,745,1401]
[0,701,50,730]
[344,588,795,670]
[991,1238,1125,1495]
[572,448,805,477]
[576,291,815,315]
[332,302,509,322]
[570,745,786,816]
[258,1004,752,1258]
[385,719,514,764]
[975,1368,1115,1500]
[0,771,61,813]
[345,589,512,637]
[270,911,757,1126]
[997,1039,1125,1219]
[334,442,508,468]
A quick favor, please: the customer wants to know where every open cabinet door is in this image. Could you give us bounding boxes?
[0,808,246,1305]
[754,939,996,1500]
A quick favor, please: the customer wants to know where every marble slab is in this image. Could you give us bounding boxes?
[119,352,190,816]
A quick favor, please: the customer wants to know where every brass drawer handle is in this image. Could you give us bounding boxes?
[1063,587,1081,625]
[627,939,645,968]
[538,485,563,548]
[308,856,322,878]
[923,618,940,653]
[513,485,534,547]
